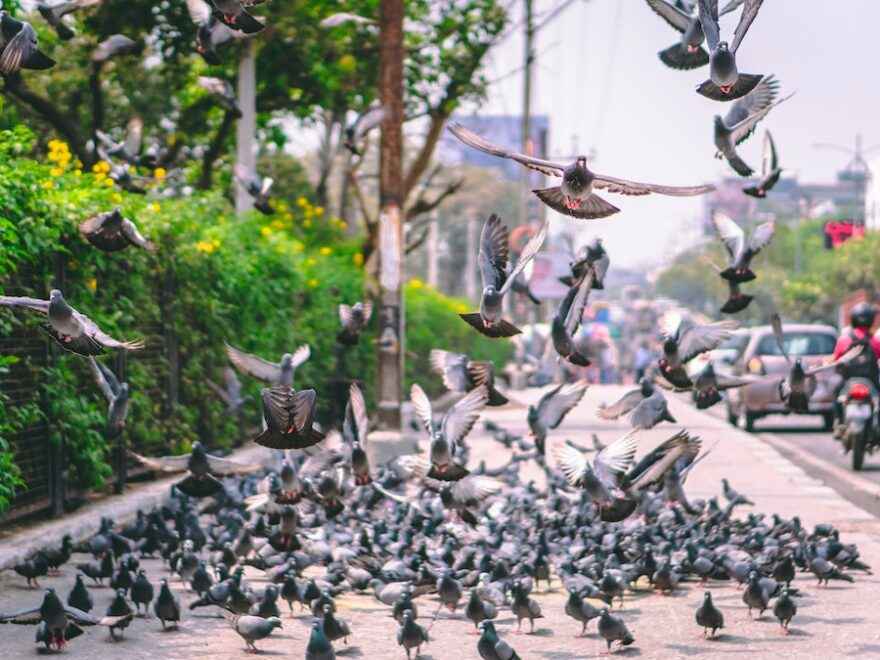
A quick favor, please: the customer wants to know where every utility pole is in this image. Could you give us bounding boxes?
[236,41,256,214]
[520,0,535,228]
[376,0,405,430]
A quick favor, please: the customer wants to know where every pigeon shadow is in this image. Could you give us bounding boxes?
[337,646,363,657]
[846,644,880,655]
[796,615,864,625]
[528,627,554,637]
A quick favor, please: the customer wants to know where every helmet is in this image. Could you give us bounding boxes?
[850,302,877,330]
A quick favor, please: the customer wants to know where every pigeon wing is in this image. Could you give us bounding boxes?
[226,343,281,382]
[711,211,745,262]
[451,475,502,504]
[644,0,692,33]
[447,122,566,177]
[678,320,738,363]
[593,173,714,197]
[552,443,590,488]
[697,0,720,50]
[87,357,115,402]
[0,295,50,315]
[594,431,639,484]
[347,382,369,445]
[410,384,435,435]
[747,221,775,255]
[539,380,588,429]
[479,214,509,290]
[500,221,548,296]
[762,130,778,175]
[128,451,190,473]
[124,116,143,158]
[442,386,488,446]
[730,0,764,53]
[120,218,155,251]
[0,605,42,624]
[77,313,144,350]
[597,387,644,420]
[430,350,470,391]
[290,344,311,371]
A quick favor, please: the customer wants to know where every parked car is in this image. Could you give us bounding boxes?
[725,323,841,432]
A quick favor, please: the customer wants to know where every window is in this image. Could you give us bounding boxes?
[756,332,836,357]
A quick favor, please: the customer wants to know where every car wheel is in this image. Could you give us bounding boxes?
[822,413,834,432]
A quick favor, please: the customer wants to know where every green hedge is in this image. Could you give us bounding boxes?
[0,127,510,511]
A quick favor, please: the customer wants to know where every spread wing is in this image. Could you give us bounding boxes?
[712,211,745,261]
[730,0,764,53]
[447,122,566,177]
[206,454,262,475]
[442,386,488,446]
[806,345,864,376]
[627,430,698,492]
[478,214,509,290]
[186,0,212,23]
[645,0,692,33]
[226,343,281,382]
[430,349,470,391]
[124,116,143,158]
[678,320,738,363]
[0,22,37,75]
[128,450,190,473]
[499,221,548,296]
[565,271,594,336]
[88,357,116,402]
[346,382,369,445]
[120,218,155,251]
[0,295,50,315]
[538,380,589,429]
[748,221,775,254]
[697,0,720,50]
[0,605,42,624]
[761,130,778,175]
[351,105,386,140]
[450,475,501,504]
[593,173,714,197]
[594,431,639,485]
[410,384,435,435]
[290,344,310,370]
[552,442,589,488]
[338,304,353,327]
[76,313,144,350]
[597,387,644,420]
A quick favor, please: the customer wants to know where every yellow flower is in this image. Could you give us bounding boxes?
[50,167,63,177]
[455,303,469,314]
[292,240,304,254]
[409,278,424,289]
[352,253,364,267]
[337,221,348,231]
[111,193,123,204]
[41,180,54,189]
[86,278,97,293]
[261,226,273,237]
[307,278,319,288]
[296,196,308,208]
[319,247,332,256]
[271,219,284,230]
[94,172,106,183]
[154,167,167,180]
[92,161,110,174]
[305,257,317,267]
[74,170,82,177]
[104,177,115,186]
[149,202,161,213]
[314,206,324,217]
[196,240,216,254]
[303,219,312,228]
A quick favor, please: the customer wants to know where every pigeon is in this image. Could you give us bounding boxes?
[343,105,386,156]
[645,0,746,70]
[721,477,754,506]
[91,34,140,63]
[809,555,854,587]
[696,0,765,100]
[154,579,181,629]
[509,255,541,304]
[130,570,154,616]
[422,475,502,526]
[67,575,93,613]
[459,214,547,338]
[75,552,113,585]
[198,76,242,117]
[230,614,282,651]
[744,130,782,197]
[225,342,311,386]
[186,0,248,64]
[206,366,249,414]
[597,608,635,653]
[510,580,543,633]
[553,431,638,511]
[320,12,376,29]
[234,164,274,214]
[105,589,133,640]
[430,349,508,406]
[477,620,520,660]
[559,238,609,289]
[692,361,754,409]
[773,588,797,634]
[40,535,73,575]
[552,271,593,367]
[78,208,155,253]
[6,554,49,588]
[337,301,373,345]
[721,279,752,315]
[397,610,429,660]
[527,380,589,456]
[87,357,130,439]
[564,589,601,636]
[658,318,738,389]
[207,0,266,34]
[0,588,131,651]
[598,379,666,423]
[129,440,261,498]
[343,382,373,485]
[695,591,724,638]
[0,11,55,75]
[630,386,676,429]
[305,619,336,660]
[711,212,775,283]
[448,122,713,219]
[0,290,144,356]
[254,385,325,450]
[409,383,488,480]
[321,604,351,644]
[742,571,770,618]
[37,0,102,40]
[95,116,147,167]
[713,76,792,177]
[465,590,498,630]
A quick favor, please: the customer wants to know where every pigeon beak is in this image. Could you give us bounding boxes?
[720,84,732,94]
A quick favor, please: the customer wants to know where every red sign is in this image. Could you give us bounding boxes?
[824,220,864,248]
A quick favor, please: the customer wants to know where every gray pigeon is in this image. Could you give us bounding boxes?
[186,0,247,64]
[553,431,638,509]
[744,130,782,198]
[659,318,738,389]
[742,571,769,618]
[79,208,155,252]
[206,366,249,414]
[712,212,775,284]
[321,12,376,29]
[0,11,55,74]
[458,214,547,337]
[225,342,310,386]
[646,0,734,70]
[321,604,351,644]
[477,620,520,660]
[130,570,154,616]
[0,290,144,356]
[305,619,336,660]
[564,589,601,636]
[198,76,242,117]
[465,589,498,630]
[254,385,325,450]
[343,382,372,485]
[337,301,373,345]
[208,0,265,34]
[713,76,791,177]
[105,589,133,641]
[430,349,508,406]
[695,591,724,638]
[92,34,140,63]
[234,164,274,214]
[230,614,282,652]
[552,272,593,368]
[510,580,543,633]
[772,588,797,633]
[527,380,589,456]
[37,0,102,40]
[397,610,429,660]
[87,357,130,439]
[343,105,386,156]
[696,0,765,100]
[437,570,463,613]
[692,361,754,409]
[630,388,676,429]
[597,608,635,653]
[448,122,713,220]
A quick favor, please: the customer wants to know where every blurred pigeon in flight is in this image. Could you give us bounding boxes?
[91,34,140,63]
[207,0,265,34]
[225,342,310,386]
[646,0,744,70]
[552,271,593,367]
[527,380,589,456]
[198,76,242,117]
[430,349,508,406]
[711,211,775,283]
[448,122,714,219]
[344,106,386,156]
[697,0,766,101]
[187,0,247,64]
[37,0,103,40]
[78,208,155,253]
[320,12,376,28]
[87,358,130,439]
[234,164,274,215]
[0,11,56,74]
[560,238,609,289]
[206,367,249,414]
[743,130,782,198]
[658,318,738,389]
[459,215,547,338]
[337,301,373,345]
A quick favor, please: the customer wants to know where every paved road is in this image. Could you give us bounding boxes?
[1,385,879,659]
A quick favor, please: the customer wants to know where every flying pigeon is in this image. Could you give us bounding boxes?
[337,301,373,345]
[254,385,325,450]
[711,211,775,283]
[91,34,140,63]
[430,349,508,406]
[78,208,155,252]
[344,106,386,156]
[559,237,610,289]
[207,0,266,34]
[744,130,782,197]
[225,342,310,386]
[692,361,755,409]
[198,76,242,117]
[528,380,589,456]
[320,12,376,28]
[95,116,147,167]
[129,440,261,497]
[646,0,745,70]
[448,122,714,219]
[459,214,547,338]
[0,290,144,356]
[37,0,103,40]
[343,382,372,485]
[0,11,56,75]
[552,270,594,367]
[87,357,130,439]
[206,366,249,414]
[714,76,792,176]
[234,164,274,214]
[658,318,738,389]
[553,431,638,510]
[187,0,247,64]
[696,0,766,100]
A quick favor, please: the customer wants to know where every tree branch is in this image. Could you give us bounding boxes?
[89,62,104,139]
[405,177,464,222]
[2,74,93,167]
[404,225,430,255]
[197,108,237,190]
[402,110,449,201]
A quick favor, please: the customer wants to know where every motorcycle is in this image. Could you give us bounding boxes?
[836,379,879,471]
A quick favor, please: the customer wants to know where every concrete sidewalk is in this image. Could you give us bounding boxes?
[0,384,878,659]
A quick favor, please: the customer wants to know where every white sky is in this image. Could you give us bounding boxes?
[460,0,880,268]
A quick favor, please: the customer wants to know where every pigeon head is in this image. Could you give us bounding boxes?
[662,336,678,356]
[639,378,654,396]
[280,353,293,369]
[267,617,282,629]
[191,441,207,458]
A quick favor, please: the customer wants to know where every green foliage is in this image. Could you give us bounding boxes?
[0,127,510,509]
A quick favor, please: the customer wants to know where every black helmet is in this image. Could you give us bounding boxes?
[851,302,876,330]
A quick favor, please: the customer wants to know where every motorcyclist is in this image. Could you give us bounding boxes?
[832,302,880,432]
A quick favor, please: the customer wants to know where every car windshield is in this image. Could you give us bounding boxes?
[756,332,836,357]
[719,333,750,354]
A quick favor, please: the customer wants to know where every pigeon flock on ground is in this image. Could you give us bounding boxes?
[0,0,870,658]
